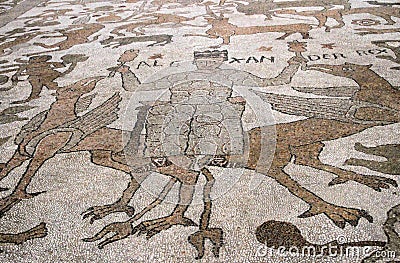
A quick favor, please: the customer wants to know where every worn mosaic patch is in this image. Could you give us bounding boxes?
[0,0,399,262]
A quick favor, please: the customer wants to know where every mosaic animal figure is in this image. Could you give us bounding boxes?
[256,220,385,255]
[255,203,400,262]
[10,55,67,104]
[34,23,104,51]
[275,6,400,32]
[100,34,173,48]
[235,0,351,20]
[366,1,400,7]
[355,27,400,36]
[184,4,313,45]
[110,13,201,36]
[150,0,203,10]
[362,203,400,262]
[22,8,73,28]
[0,105,34,124]
[0,76,121,216]
[251,62,400,200]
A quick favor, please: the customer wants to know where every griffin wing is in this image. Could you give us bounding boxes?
[292,86,359,97]
[253,90,354,122]
[75,93,97,115]
[61,92,122,135]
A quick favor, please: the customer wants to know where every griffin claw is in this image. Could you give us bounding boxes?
[188,228,223,259]
[81,204,135,224]
[298,203,373,229]
[82,221,134,249]
[132,216,197,239]
[328,175,397,192]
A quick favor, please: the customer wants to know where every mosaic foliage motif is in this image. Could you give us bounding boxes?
[0,0,399,262]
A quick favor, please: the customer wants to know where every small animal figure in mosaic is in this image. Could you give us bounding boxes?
[275,6,400,32]
[366,1,400,7]
[110,13,201,36]
[355,27,400,36]
[33,23,104,51]
[184,3,312,45]
[100,34,173,48]
[150,0,203,10]
[362,203,400,262]
[235,0,351,20]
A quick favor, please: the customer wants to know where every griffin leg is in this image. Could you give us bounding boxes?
[0,149,29,181]
[291,142,397,191]
[82,150,150,223]
[246,128,373,228]
[0,132,70,217]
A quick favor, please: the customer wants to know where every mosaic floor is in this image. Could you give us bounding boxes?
[0,0,400,262]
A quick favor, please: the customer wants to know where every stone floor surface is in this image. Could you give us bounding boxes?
[0,0,399,262]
